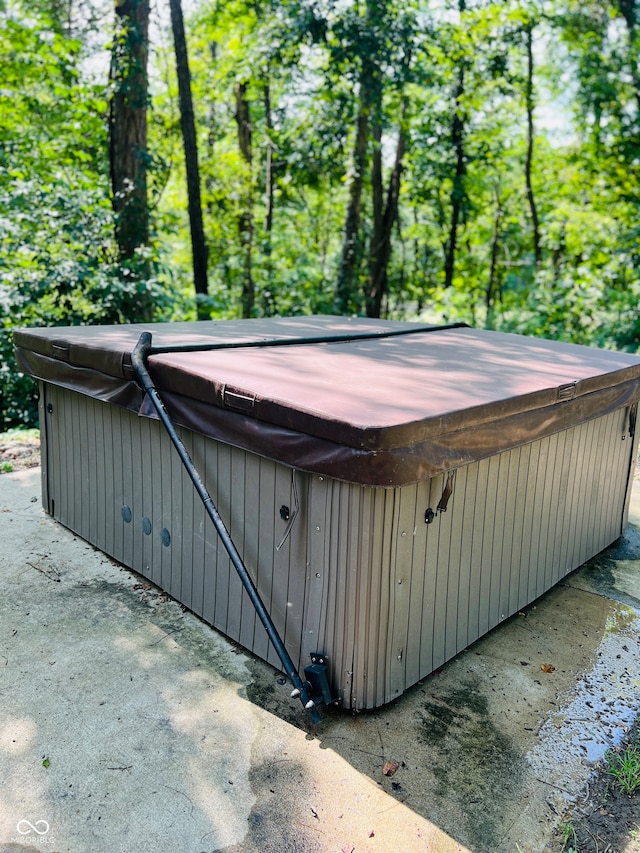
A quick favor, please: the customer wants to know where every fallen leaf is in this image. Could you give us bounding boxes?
[368,830,375,838]
[341,846,355,853]
[383,760,400,777]
[541,664,555,673]
[42,757,50,768]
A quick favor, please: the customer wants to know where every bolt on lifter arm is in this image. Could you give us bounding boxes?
[131,331,322,724]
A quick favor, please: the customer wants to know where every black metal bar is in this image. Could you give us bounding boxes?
[131,331,322,724]
[144,321,470,357]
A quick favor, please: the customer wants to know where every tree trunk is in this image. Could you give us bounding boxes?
[524,22,541,268]
[443,63,466,289]
[264,84,275,238]
[334,0,386,315]
[262,82,276,316]
[168,0,209,319]
[333,93,369,314]
[616,0,640,111]
[365,126,406,318]
[110,0,149,259]
[109,0,151,318]
[208,42,218,150]
[234,82,254,318]
[204,42,218,219]
[486,186,502,328]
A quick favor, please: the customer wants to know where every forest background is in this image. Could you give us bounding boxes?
[2,0,640,429]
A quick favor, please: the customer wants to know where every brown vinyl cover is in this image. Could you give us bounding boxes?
[14,316,640,486]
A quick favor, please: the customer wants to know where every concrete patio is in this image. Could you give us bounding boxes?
[1,466,640,853]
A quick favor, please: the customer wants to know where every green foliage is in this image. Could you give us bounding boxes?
[605,738,640,796]
[559,820,578,853]
[0,2,172,428]
[3,0,640,429]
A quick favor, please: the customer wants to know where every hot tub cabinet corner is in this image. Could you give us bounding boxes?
[17,318,640,710]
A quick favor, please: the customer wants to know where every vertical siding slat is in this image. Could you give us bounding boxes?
[602,411,623,539]
[569,418,590,569]
[281,469,308,671]
[618,407,634,526]
[621,407,640,530]
[116,406,130,569]
[532,433,555,599]
[214,442,234,634]
[327,480,348,704]
[139,416,155,582]
[225,447,245,640]
[587,416,608,559]
[340,483,363,707]
[99,400,113,558]
[337,481,360,705]
[389,483,418,701]
[601,411,626,543]
[191,432,209,620]
[417,476,443,677]
[89,397,100,550]
[440,470,463,660]
[69,391,79,531]
[405,481,429,690]
[165,426,183,604]
[545,430,568,588]
[516,444,540,609]
[479,455,500,636]
[366,487,392,708]
[577,419,596,567]
[49,386,59,518]
[158,423,169,594]
[379,488,397,706]
[608,410,630,538]
[498,446,518,622]
[307,475,332,687]
[526,438,548,603]
[487,452,507,632]
[177,428,194,612]
[467,459,490,647]
[253,459,277,662]
[351,485,375,709]
[69,391,81,531]
[267,463,295,668]
[239,453,261,653]
[432,484,452,670]
[38,384,49,513]
[559,423,580,576]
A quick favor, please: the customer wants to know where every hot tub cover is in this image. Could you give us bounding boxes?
[14,316,640,486]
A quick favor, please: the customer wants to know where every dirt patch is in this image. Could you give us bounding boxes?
[556,722,640,852]
[0,429,40,472]
[415,681,525,852]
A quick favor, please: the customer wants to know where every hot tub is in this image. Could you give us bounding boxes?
[14,316,640,709]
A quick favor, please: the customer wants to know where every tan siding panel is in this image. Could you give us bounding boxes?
[404,481,429,690]
[252,459,277,662]
[41,387,638,710]
[388,483,418,700]
[486,453,507,633]
[417,477,442,677]
[432,476,454,665]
